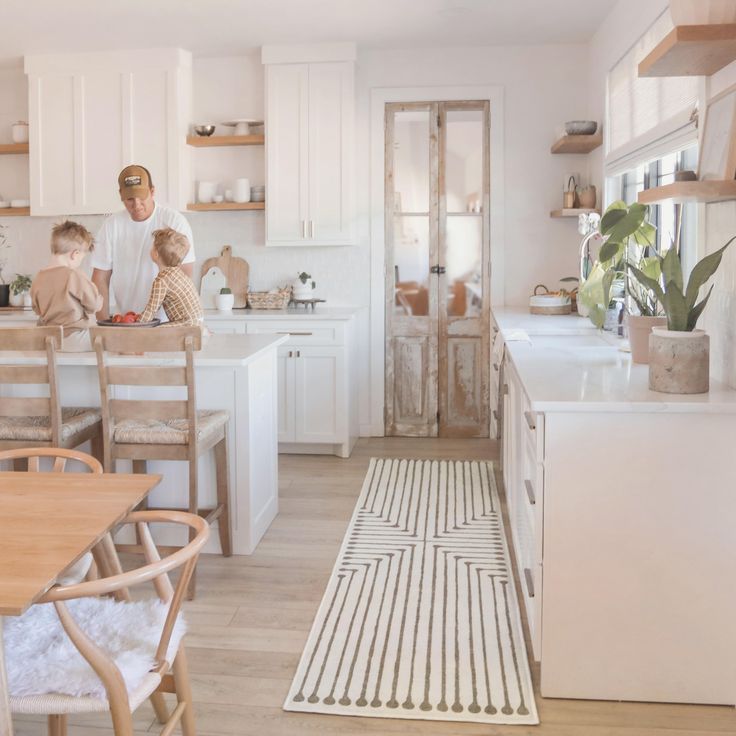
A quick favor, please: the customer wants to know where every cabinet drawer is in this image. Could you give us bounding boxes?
[246,321,345,346]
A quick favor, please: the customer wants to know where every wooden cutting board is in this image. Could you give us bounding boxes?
[200,245,249,308]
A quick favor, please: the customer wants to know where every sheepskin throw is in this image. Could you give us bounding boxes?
[4,597,185,699]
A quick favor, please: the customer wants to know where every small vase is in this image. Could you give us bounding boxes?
[22,292,32,308]
[216,293,235,312]
[578,186,596,209]
[649,328,709,394]
[0,285,9,308]
[627,314,667,364]
[9,291,24,307]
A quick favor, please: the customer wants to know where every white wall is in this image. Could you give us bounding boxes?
[0,41,588,432]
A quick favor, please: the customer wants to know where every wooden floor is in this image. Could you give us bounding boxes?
[14,438,736,736]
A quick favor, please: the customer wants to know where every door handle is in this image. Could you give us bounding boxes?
[430,265,447,274]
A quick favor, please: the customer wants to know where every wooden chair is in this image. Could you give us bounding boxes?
[6,509,209,736]
[0,327,102,458]
[90,326,231,596]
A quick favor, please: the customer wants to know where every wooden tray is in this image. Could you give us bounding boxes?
[96,319,161,327]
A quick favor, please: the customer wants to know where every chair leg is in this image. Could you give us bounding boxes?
[172,647,196,736]
[150,692,169,724]
[47,714,67,736]
[187,454,198,600]
[90,432,104,467]
[214,435,232,557]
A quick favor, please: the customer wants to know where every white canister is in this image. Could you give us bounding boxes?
[12,122,28,144]
[197,181,217,204]
[216,292,235,312]
[234,122,250,136]
[233,178,251,204]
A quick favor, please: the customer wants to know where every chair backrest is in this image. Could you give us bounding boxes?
[0,446,102,473]
[38,510,209,719]
[90,327,202,449]
[0,327,64,445]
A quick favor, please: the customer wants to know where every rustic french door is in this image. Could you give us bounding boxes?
[385,100,490,438]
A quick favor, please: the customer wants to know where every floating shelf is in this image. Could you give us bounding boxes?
[639,24,736,77]
[550,208,600,218]
[637,180,736,205]
[186,134,264,147]
[0,207,30,216]
[186,202,264,212]
[0,143,29,155]
[551,132,602,154]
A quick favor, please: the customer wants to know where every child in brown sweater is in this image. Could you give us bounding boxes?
[139,228,203,327]
[30,221,103,351]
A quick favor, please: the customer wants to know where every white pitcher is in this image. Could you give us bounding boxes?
[233,178,251,204]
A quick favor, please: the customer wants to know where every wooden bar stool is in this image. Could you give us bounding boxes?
[0,327,102,460]
[90,326,231,597]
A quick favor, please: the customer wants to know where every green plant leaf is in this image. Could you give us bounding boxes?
[687,285,714,330]
[601,202,647,244]
[600,208,627,236]
[629,264,664,303]
[684,236,735,311]
[632,221,656,248]
[661,245,684,293]
[599,240,622,263]
[661,278,688,331]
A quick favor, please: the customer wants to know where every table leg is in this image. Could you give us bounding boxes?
[0,617,13,736]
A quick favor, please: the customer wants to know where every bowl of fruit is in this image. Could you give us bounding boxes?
[97,312,161,327]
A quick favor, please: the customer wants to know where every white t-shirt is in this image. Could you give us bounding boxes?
[91,203,195,314]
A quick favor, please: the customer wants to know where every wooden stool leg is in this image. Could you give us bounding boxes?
[48,714,67,736]
[150,692,169,724]
[90,432,104,466]
[214,435,232,557]
[172,647,196,736]
[187,453,198,600]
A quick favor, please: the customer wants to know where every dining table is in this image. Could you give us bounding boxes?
[0,471,162,736]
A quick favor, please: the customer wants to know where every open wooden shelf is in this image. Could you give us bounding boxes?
[186,134,264,147]
[186,201,265,212]
[0,143,29,155]
[550,208,600,218]
[639,24,736,77]
[637,180,736,205]
[551,132,602,154]
[0,207,30,216]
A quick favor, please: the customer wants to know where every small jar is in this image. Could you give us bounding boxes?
[12,122,29,144]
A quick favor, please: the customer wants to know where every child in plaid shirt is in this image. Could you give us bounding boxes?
[139,228,203,327]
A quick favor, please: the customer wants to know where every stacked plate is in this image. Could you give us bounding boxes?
[251,185,265,203]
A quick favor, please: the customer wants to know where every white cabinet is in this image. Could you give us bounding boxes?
[237,315,358,457]
[263,46,355,247]
[24,49,191,216]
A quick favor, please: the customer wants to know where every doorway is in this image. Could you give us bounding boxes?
[384,100,490,438]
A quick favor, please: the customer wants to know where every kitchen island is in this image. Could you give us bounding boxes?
[492,307,736,706]
[0,333,287,555]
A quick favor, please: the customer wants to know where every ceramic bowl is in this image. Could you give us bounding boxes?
[565,120,597,136]
[0,201,9,209]
[194,124,216,137]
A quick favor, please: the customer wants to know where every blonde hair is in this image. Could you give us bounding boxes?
[51,221,95,254]
[152,228,190,267]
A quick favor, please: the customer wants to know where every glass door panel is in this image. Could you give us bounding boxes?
[445,109,484,214]
[393,215,430,316]
[445,216,482,317]
[393,110,431,214]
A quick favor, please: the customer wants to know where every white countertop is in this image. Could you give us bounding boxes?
[494,308,736,413]
[0,334,287,368]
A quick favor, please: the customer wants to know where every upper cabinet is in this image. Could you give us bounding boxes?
[24,49,191,216]
[262,44,356,247]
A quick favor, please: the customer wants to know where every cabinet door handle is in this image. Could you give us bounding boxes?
[492,409,499,420]
[296,350,301,358]
[524,568,535,598]
[524,479,536,505]
[288,351,293,358]
[309,220,315,238]
[503,384,509,395]
[524,411,536,431]
[492,362,499,372]
[302,220,307,238]
[276,331,313,336]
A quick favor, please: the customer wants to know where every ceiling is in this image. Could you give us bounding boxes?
[0,0,616,66]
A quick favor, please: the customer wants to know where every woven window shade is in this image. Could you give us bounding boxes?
[606,12,699,174]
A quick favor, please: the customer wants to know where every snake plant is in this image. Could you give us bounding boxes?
[629,237,734,331]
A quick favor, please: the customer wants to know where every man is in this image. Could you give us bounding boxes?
[91,165,195,318]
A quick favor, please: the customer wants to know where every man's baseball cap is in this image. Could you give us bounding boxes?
[118,165,152,199]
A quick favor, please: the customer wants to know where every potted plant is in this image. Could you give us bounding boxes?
[9,273,32,307]
[292,272,316,300]
[216,286,234,312]
[578,201,660,348]
[630,237,734,393]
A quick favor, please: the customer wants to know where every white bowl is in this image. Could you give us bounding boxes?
[565,120,597,136]
[10,199,29,208]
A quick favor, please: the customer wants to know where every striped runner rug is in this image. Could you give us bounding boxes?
[284,458,538,725]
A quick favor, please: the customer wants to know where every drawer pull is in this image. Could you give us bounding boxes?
[492,362,499,372]
[492,409,499,420]
[276,331,314,336]
[524,479,536,505]
[524,568,535,598]
[503,384,509,395]
[524,411,536,431]
[288,350,293,358]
